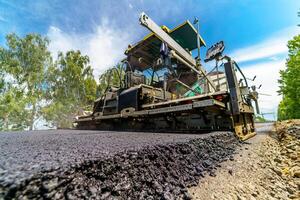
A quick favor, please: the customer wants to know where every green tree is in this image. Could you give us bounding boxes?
[0,33,52,130]
[42,50,97,128]
[0,87,30,131]
[255,115,267,123]
[278,34,300,120]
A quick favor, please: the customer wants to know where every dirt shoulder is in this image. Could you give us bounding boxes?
[189,121,300,200]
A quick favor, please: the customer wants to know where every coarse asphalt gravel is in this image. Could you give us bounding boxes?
[0,130,241,199]
[0,130,219,186]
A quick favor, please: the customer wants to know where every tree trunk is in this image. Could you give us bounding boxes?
[4,114,9,130]
[29,103,36,130]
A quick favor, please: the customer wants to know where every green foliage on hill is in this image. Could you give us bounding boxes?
[278,34,300,120]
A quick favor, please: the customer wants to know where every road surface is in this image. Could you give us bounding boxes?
[0,129,222,186]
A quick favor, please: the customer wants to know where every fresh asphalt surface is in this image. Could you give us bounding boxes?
[0,124,271,189]
[0,129,219,186]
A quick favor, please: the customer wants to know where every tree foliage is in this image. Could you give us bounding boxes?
[0,33,52,130]
[0,87,30,131]
[0,33,98,130]
[42,50,97,128]
[278,34,300,120]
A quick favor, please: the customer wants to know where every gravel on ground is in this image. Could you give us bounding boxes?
[3,122,295,200]
[189,121,300,200]
[0,130,215,186]
[0,130,241,199]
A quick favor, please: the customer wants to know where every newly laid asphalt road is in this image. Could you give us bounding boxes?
[0,124,272,199]
[0,129,218,186]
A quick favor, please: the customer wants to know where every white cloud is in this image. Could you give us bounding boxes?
[269,56,279,61]
[86,20,131,76]
[47,19,132,77]
[241,60,285,120]
[48,26,75,53]
[229,26,300,120]
[231,39,287,63]
[230,26,299,63]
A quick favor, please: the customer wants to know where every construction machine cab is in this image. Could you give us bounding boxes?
[123,20,208,98]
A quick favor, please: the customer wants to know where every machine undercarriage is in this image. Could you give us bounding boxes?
[75,13,258,140]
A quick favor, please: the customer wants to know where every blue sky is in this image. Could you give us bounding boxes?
[0,0,299,120]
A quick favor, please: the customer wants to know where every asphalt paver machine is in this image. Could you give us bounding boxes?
[75,13,258,140]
